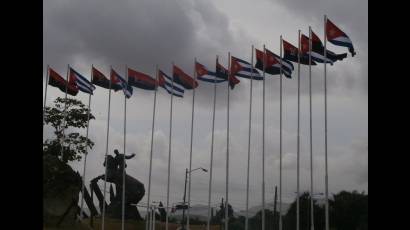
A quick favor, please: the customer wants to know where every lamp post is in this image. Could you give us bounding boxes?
[182,167,208,230]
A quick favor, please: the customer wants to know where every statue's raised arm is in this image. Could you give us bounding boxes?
[125,153,135,159]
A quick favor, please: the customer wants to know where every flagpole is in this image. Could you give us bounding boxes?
[296,30,301,230]
[101,66,113,230]
[262,44,266,230]
[80,65,93,221]
[60,64,70,161]
[146,65,158,230]
[121,65,128,230]
[308,26,315,230]
[207,55,218,230]
[245,45,254,230]
[324,14,330,230]
[165,63,175,230]
[43,65,50,134]
[279,36,283,230]
[187,57,197,230]
[225,52,231,230]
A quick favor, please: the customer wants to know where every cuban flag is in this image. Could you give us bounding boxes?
[301,31,347,65]
[326,18,356,57]
[196,61,224,83]
[48,67,78,96]
[110,68,133,98]
[69,67,96,95]
[127,67,157,90]
[230,56,263,80]
[173,65,198,89]
[158,70,184,97]
[216,59,240,89]
[91,67,122,91]
[255,48,294,79]
[282,39,316,65]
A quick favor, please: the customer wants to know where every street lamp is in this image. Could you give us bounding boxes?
[181,167,207,230]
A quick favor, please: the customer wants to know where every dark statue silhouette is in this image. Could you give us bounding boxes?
[88,149,145,220]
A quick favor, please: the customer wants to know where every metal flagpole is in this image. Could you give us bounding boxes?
[80,65,93,221]
[146,65,158,230]
[262,44,266,230]
[207,55,218,230]
[152,206,155,230]
[279,36,283,230]
[121,65,128,230]
[187,58,197,230]
[101,66,113,230]
[43,65,50,133]
[165,63,175,230]
[296,30,301,230]
[308,26,315,230]
[245,45,254,230]
[225,52,231,230]
[324,15,330,230]
[59,64,70,160]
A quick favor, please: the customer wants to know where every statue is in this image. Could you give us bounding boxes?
[90,149,145,220]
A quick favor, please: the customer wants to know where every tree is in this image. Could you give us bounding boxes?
[283,192,325,230]
[43,97,95,163]
[331,190,368,230]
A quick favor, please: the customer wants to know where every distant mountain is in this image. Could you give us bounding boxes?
[166,202,293,222]
[237,201,292,217]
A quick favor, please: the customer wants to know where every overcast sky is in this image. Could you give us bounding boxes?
[43,0,367,212]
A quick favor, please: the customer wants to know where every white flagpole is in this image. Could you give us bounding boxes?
[101,66,113,230]
[225,52,231,230]
[121,65,128,230]
[59,64,70,160]
[79,65,93,221]
[187,58,197,229]
[207,55,218,230]
[324,14,330,230]
[262,44,266,230]
[43,65,50,134]
[279,36,283,230]
[245,45,254,230]
[165,63,175,230]
[146,65,158,230]
[296,30,301,230]
[308,26,315,230]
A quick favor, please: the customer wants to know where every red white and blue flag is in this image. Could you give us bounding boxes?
[195,61,225,83]
[158,70,184,97]
[69,67,96,95]
[255,48,294,79]
[173,65,198,90]
[48,67,79,96]
[282,39,316,65]
[301,31,347,65]
[216,59,240,89]
[127,68,157,90]
[230,56,263,80]
[91,67,122,91]
[111,68,133,98]
[326,18,356,57]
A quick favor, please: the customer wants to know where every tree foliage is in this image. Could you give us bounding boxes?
[43,97,95,163]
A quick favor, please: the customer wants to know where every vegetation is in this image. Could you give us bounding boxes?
[43,97,95,163]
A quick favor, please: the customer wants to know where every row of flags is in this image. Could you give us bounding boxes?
[46,18,355,98]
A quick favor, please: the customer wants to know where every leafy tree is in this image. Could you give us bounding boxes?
[283,191,368,230]
[43,97,95,163]
[283,192,325,230]
[249,209,279,230]
[332,190,368,230]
